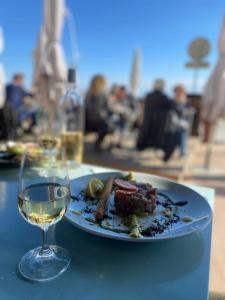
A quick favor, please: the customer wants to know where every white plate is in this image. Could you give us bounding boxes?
[65,172,212,242]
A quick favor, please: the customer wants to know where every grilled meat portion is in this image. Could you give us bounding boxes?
[114,181,157,216]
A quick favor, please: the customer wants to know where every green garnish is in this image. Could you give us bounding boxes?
[125,215,142,238]
[121,172,135,181]
[71,209,82,216]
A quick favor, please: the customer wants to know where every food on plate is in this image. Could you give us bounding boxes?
[1,142,42,159]
[125,214,142,238]
[71,173,190,239]
[95,177,114,222]
[8,143,25,155]
[114,180,156,216]
[71,209,82,216]
[121,172,135,181]
[114,179,138,192]
[181,216,193,222]
[85,178,104,198]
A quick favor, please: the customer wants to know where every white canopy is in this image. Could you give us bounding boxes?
[202,14,225,122]
[130,49,141,96]
[0,27,5,109]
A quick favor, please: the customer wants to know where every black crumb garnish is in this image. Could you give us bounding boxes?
[77,188,182,238]
[153,219,160,224]
[103,213,113,220]
[72,191,88,202]
[84,207,96,214]
[142,213,181,237]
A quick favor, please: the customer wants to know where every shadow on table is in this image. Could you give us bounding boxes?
[0,218,205,300]
[55,219,205,285]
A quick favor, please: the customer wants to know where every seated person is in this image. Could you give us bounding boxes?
[108,86,132,148]
[85,75,114,150]
[6,73,35,134]
[0,101,16,140]
[173,84,189,157]
[136,79,180,161]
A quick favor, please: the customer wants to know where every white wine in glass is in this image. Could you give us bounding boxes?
[17,149,71,282]
[60,131,83,162]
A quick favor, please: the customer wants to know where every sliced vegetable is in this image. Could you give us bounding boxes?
[85,178,104,198]
[114,179,137,192]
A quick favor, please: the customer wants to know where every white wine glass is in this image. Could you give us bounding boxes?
[17,148,71,282]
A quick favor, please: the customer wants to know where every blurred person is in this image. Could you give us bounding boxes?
[173,84,189,157]
[109,86,131,148]
[85,75,113,150]
[6,73,34,134]
[0,100,16,140]
[109,84,119,100]
[6,73,31,111]
[136,79,180,161]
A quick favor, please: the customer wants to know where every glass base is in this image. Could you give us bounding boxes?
[18,245,70,282]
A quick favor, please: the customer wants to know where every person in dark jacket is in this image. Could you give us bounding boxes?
[0,101,16,140]
[85,75,113,150]
[136,79,180,161]
[6,74,33,114]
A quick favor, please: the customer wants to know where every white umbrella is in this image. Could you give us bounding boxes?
[44,0,66,103]
[130,49,141,96]
[32,0,67,131]
[32,26,48,89]
[32,25,53,122]
[202,14,225,122]
[202,14,225,169]
[0,27,5,109]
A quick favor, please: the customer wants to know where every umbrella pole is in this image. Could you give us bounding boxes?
[204,141,212,169]
[204,122,216,169]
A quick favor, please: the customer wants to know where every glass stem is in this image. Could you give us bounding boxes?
[39,227,51,256]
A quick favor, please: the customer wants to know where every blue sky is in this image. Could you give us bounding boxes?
[0,0,225,95]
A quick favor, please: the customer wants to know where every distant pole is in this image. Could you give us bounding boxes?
[192,67,199,93]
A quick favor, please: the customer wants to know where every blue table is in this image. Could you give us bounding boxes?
[0,164,214,300]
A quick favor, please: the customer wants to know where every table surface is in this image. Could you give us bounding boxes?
[0,164,214,300]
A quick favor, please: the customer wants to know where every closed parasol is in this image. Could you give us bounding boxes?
[130,49,141,97]
[202,14,225,122]
[32,0,67,131]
